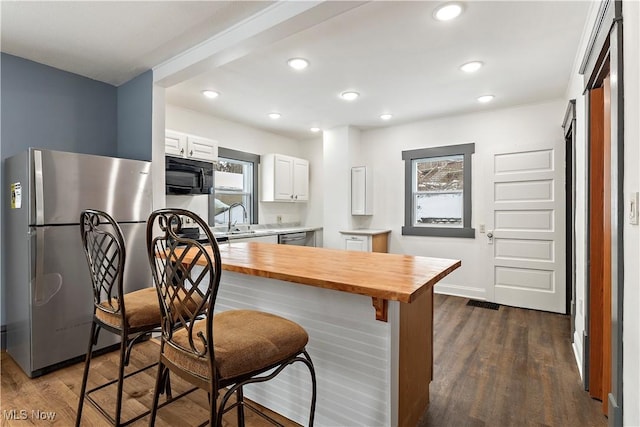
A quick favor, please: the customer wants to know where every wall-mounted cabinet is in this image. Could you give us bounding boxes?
[351,166,373,215]
[261,153,309,202]
[165,129,218,162]
[340,230,391,253]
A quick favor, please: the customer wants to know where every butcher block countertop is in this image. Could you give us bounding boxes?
[179,242,460,308]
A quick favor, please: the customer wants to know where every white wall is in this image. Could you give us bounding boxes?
[164,104,310,225]
[564,0,599,377]
[356,99,565,299]
[299,136,324,229]
[622,1,640,424]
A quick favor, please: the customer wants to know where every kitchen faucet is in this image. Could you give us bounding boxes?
[227,202,248,232]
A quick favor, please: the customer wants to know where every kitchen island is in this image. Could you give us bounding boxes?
[181,242,460,426]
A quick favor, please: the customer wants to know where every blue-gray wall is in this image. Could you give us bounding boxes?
[1,53,117,159]
[117,70,153,161]
[0,53,153,344]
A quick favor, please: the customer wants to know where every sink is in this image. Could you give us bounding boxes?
[229,230,256,235]
[214,229,266,239]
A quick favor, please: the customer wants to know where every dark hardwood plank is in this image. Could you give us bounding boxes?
[1,342,298,427]
[1,294,605,426]
[420,294,607,427]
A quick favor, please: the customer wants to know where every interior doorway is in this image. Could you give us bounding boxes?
[579,1,624,423]
[562,100,577,331]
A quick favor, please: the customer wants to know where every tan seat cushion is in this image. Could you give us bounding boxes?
[96,287,161,330]
[163,310,309,381]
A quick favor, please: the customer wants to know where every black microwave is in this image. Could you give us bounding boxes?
[165,156,214,195]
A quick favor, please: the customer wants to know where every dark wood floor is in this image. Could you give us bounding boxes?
[420,294,606,427]
[1,294,606,426]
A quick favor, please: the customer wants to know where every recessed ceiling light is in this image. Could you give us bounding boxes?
[477,95,495,103]
[460,61,483,73]
[340,91,360,101]
[380,113,393,121]
[268,112,281,120]
[433,2,464,21]
[287,58,309,70]
[202,90,219,99]
[310,127,321,133]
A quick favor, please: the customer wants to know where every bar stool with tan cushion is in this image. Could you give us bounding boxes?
[76,209,164,427]
[146,208,316,426]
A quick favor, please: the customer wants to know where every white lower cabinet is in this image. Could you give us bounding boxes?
[340,230,391,253]
[343,234,371,252]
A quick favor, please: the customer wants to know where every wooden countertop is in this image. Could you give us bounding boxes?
[180,242,460,309]
[339,229,391,236]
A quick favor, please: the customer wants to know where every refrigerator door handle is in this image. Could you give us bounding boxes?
[34,150,45,226]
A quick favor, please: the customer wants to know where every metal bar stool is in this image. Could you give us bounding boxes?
[76,209,166,426]
[146,208,316,426]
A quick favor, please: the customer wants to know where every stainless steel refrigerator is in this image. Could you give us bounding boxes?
[4,148,153,377]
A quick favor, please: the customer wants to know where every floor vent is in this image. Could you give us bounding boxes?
[466,299,500,310]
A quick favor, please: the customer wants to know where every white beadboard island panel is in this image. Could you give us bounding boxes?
[215,271,400,427]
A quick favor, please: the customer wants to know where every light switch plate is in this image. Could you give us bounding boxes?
[630,192,639,225]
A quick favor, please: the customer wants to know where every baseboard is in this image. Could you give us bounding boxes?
[607,393,622,427]
[434,283,486,300]
[1,325,6,351]
[572,338,583,380]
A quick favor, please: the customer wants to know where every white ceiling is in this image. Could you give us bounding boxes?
[1,1,592,141]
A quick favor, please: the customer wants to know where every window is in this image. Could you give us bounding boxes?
[212,148,260,225]
[402,143,475,238]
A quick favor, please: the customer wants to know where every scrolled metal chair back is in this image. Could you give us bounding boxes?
[80,209,126,316]
[146,208,222,359]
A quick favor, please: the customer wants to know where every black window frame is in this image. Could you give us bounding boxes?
[210,147,260,225]
[401,143,475,238]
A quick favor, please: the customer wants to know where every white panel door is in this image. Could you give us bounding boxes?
[489,144,565,313]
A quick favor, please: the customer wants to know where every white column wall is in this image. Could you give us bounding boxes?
[299,136,324,230]
[322,126,363,249]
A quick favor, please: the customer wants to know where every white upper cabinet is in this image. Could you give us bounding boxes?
[292,157,309,201]
[261,153,309,202]
[165,130,187,158]
[351,166,373,215]
[165,130,217,162]
[187,135,217,162]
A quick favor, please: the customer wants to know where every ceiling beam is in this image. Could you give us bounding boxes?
[153,0,366,88]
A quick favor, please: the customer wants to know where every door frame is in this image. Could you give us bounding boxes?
[579,0,624,424]
[562,100,577,333]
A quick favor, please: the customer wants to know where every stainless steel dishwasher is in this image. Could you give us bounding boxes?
[278,231,315,246]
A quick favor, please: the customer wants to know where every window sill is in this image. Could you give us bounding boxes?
[401,226,475,238]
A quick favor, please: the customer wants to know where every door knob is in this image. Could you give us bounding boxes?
[487,231,494,245]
